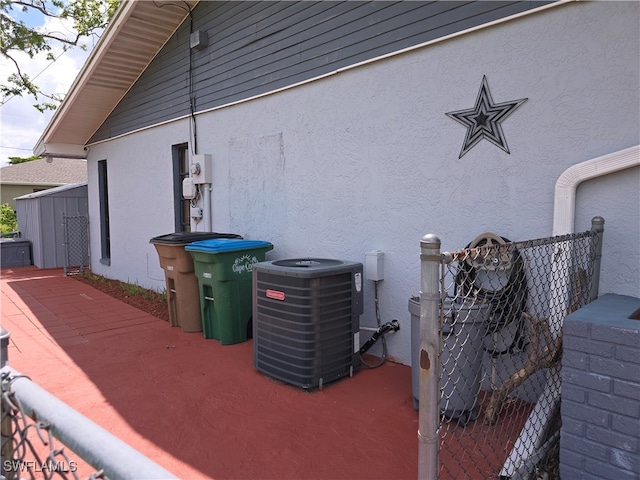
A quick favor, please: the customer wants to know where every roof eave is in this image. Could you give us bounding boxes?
[33,1,137,157]
[34,0,197,158]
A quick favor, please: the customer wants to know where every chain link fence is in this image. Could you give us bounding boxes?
[1,371,103,480]
[63,215,89,276]
[0,343,177,480]
[417,217,603,480]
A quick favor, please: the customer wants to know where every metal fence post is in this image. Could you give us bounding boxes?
[418,234,441,480]
[63,213,70,276]
[1,328,12,478]
[590,216,604,302]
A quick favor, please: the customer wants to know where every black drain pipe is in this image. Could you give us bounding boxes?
[360,281,400,368]
[359,320,400,356]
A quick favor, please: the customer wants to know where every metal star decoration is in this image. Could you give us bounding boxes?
[446,76,527,159]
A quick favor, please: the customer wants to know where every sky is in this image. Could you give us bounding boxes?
[0,5,98,167]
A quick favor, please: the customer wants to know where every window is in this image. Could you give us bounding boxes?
[98,160,111,264]
[173,144,190,232]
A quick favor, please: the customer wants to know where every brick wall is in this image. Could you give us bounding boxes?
[561,294,640,480]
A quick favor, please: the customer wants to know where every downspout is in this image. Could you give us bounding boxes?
[501,144,640,479]
[553,145,640,236]
[203,184,212,232]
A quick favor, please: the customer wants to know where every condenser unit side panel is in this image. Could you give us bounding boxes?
[254,315,357,388]
[256,294,353,319]
[255,340,354,387]
[255,349,356,388]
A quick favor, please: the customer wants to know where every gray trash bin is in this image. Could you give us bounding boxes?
[409,296,489,423]
[1,328,9,367]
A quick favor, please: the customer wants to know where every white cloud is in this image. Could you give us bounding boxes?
[0,12,97,166]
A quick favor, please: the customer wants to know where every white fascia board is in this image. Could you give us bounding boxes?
[34,143,88,158]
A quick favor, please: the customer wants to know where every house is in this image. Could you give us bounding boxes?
[0,158,87,209]
[33,0,640,361]
[34,1,638,367]
[34,0,639,359]
[30,1,639,477]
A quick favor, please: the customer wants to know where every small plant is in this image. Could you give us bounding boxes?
[83,271,106,283]
[0,203,18,234]
[118,279,143,296]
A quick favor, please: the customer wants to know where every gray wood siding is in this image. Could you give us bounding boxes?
[90,1,552,143]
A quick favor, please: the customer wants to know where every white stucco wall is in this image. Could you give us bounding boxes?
[87,1,639,365]
[575,166,640,296]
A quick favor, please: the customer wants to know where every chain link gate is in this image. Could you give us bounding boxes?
[418,217,603,480]
[62,215,89,275]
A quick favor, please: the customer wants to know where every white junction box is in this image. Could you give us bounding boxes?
[365,250,384,281]
[190,206,203,220]
[182,177,196,199]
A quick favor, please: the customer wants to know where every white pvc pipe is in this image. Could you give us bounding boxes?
[203,184,212,232]
[553,145,640,236]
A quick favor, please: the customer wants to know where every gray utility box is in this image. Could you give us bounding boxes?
[253,258,363,389]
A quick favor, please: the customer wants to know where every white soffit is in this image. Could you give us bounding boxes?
[34,0,198,157]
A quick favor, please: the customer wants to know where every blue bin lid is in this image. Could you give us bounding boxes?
[185,238,273,254]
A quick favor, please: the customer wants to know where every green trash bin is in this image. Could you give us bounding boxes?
[186,238,273,344]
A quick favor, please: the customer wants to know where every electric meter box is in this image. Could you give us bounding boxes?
[191,154,212,184]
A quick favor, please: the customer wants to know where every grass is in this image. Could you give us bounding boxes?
[83,271,107,283]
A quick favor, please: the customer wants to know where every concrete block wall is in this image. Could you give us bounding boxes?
[561,294,640,480]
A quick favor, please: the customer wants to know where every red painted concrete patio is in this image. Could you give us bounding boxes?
[1,266,418,479]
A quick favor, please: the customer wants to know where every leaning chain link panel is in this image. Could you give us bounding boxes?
[437,229,599,479]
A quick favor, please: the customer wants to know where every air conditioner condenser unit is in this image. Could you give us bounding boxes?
[253,258,363,389]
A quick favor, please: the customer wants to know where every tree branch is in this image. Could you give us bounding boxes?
[1,0,121,110]
[39,31,82,46]
[10,1,59,18]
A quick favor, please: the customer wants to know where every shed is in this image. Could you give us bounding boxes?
[15,182,89,270]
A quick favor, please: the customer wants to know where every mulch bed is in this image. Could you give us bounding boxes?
[73,273,170,323]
